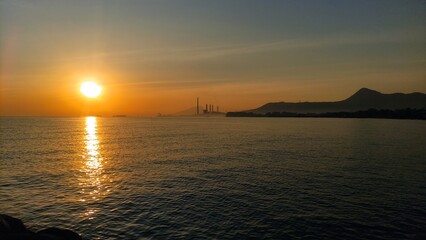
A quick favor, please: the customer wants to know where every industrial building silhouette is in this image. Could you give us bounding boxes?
[197,97,222,115]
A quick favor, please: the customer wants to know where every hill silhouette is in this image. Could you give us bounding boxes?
[246,88,426,114]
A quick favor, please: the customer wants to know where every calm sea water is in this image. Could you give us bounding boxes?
[1,117,425,239]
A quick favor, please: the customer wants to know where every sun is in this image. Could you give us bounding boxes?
[80,81,102,98]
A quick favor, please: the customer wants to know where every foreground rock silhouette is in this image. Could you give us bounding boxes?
[0,214,82,240]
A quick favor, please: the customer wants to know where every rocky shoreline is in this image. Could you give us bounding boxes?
[0,214,82,240]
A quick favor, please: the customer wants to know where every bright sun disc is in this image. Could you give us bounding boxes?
[80,82,102,98]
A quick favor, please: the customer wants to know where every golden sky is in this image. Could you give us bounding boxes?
[1,0,425,116]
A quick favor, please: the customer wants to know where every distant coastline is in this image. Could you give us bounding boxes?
[227,108,426,120]
[227,88,426,120]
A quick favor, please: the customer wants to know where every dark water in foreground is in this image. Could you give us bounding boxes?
[1,117,425,239]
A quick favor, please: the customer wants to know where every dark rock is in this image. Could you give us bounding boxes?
[37,228,82,240]
[0,214,82,240]
[0,233,41,240]
[0,214,39,239]
[0,214,29,234]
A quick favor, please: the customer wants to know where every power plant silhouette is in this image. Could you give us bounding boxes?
[196,97,222,115]
[160,97,225,117]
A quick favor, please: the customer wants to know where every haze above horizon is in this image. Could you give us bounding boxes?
[1,0,425,116]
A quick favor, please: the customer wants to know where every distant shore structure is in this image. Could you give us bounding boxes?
[197,97,223,115]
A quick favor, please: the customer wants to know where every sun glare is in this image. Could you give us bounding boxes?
[80,81,102,98]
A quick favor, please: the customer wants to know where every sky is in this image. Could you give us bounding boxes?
[1,0,425,116]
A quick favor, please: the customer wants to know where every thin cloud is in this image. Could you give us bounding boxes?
[61,28,423,63]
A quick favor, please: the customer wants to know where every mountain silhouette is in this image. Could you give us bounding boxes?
[247,88,426,114]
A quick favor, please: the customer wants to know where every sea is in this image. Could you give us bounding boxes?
[0,117,425,239]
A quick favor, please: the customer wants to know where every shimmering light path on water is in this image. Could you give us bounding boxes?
[1,117,425,239]
[79,117,108,219]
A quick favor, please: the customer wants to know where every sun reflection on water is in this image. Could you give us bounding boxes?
[85,117,101,172]
[79,116,109,219]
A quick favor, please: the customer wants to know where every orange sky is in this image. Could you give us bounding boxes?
[1,0,425,116]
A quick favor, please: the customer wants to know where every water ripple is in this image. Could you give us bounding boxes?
[1,117,425,239]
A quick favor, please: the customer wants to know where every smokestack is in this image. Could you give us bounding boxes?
[217,106,219,112]
[197,97,199,115]
[212,105,214,113]
[205,104,208,113]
